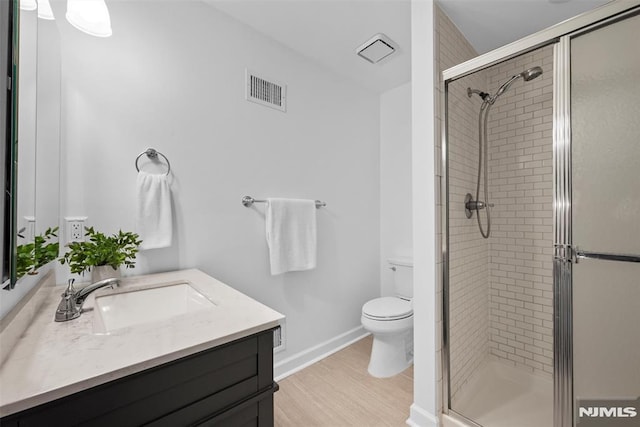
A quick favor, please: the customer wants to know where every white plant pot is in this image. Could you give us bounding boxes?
[91,265,121,283]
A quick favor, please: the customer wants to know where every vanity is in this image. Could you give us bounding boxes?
[0,269,284,426]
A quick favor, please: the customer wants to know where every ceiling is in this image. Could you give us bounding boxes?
[205,0,610,93]
[438,0,611,54]
[205,0,411,94]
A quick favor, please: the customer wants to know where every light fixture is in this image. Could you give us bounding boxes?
[19,0,37,11]
[356,33,398,64]
[66,0,112,37]
[37,0,55,20]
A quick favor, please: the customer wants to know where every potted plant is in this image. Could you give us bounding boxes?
[59,227,142,282]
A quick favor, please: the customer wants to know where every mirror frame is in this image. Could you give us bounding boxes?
[2,0,18,289]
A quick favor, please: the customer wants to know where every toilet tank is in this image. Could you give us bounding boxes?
[389,257,413,299]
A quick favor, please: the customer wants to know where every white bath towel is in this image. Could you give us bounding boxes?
[266,198,317,275]
[136,171,172,250]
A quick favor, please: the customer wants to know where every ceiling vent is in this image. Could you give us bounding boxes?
[356,33,397,64]
[246,69,287,112]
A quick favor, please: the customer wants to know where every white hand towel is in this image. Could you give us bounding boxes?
[136,171,172,250]
[266,198,317,275]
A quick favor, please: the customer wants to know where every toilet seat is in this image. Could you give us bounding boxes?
[362,297,413,321]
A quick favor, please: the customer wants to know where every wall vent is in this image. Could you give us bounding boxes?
[246,69,286,112]
[273,320,286,353]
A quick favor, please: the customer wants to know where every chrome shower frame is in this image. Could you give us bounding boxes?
[440,2,640,427]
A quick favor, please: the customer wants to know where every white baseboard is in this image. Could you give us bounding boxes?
[274,326,369,381]
[407,404,439,427]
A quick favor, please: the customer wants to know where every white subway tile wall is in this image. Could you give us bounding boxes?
[486,46,554,377]
[436,6,490,402]
[438,7,556,407]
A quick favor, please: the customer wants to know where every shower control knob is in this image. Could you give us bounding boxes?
[472,201,494,210]
[464,194,494,219]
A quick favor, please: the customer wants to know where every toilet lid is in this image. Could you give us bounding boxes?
[362,297,413,320]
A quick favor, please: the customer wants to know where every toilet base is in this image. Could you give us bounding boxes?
[367,328,414,378]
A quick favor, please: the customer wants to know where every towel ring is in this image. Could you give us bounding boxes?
[135,148,171,176]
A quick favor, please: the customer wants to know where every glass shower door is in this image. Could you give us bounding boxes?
[571,11,640,427]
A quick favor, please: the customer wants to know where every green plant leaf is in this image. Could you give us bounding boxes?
[59,227,142,276]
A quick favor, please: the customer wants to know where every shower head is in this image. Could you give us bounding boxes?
[494,65,543,99]
[521,66,543,81]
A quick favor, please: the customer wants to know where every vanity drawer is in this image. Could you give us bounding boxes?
[2,329,276,426]
[149,380,277,427]
[198,394,275,427]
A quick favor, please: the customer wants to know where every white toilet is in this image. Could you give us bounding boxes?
[361,257,414,378]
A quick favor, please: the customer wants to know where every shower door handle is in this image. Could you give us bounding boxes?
[574,247,640,264]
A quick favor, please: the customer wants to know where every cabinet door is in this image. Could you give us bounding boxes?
[1,331,277,426]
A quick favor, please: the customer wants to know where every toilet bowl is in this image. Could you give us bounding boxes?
[361,297,413,377]
[361,258,414,378]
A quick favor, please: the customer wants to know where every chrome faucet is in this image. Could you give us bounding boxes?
[55,278,120,322]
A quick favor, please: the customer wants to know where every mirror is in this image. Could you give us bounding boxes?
[33,11,61,275]
[15,3,38,280]
[0,1,61,318]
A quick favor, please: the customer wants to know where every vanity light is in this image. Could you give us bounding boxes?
[37,0,55,20]
[19,0,37,11]
[66,0,112,37]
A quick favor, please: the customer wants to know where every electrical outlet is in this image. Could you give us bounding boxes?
[65,217,88,243]
[70,222,83,241]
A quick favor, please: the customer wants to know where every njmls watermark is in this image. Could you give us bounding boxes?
[580,407,637,418]
[577,397,640,427]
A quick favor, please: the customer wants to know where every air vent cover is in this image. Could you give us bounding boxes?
[356,33,397,64]
[273,321,286,354]
[246,69,287,112]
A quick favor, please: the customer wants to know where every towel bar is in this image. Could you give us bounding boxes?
[242,196,326,209]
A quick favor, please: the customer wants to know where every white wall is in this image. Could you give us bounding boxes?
[410,0,439,426]
[35,19,62,237]
[380,82,413,296]
[56,1,380,365]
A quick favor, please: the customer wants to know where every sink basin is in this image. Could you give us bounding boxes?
[94,282,216,333]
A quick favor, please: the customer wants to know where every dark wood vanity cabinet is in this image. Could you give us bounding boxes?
[1,329,277,427]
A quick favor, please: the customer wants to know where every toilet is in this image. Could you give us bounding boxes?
[361,257,414,378]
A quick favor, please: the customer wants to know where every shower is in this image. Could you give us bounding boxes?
[443,8,640,427]
[464,66,543,238]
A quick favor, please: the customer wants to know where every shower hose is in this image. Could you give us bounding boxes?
[475,100,492,239]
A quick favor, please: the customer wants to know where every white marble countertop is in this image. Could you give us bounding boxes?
[0,269,284,417]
